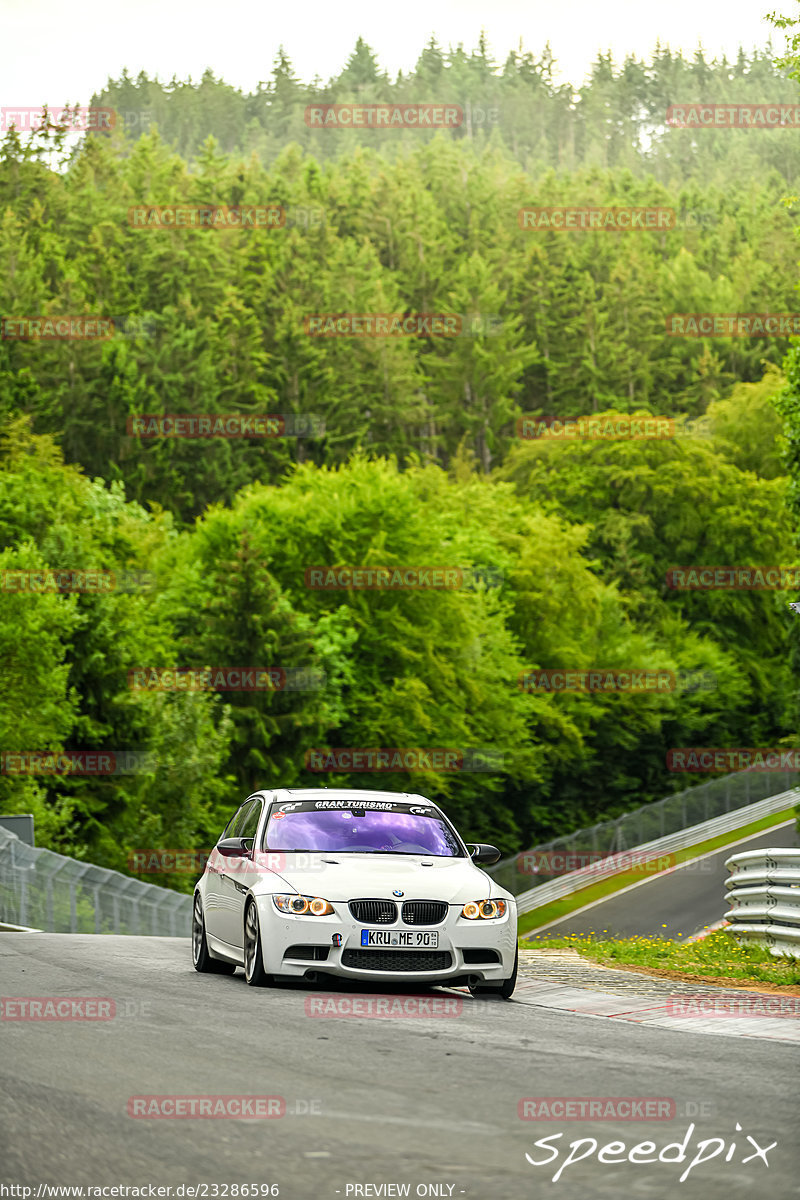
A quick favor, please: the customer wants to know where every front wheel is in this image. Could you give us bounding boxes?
[192,893,236,975]
[469,947,518,1000]
[244,900,272,987]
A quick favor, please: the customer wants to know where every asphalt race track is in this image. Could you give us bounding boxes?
[2,934,799,1200]
[528,821,800,940]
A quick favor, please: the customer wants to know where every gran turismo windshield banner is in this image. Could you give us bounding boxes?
[272,798,438,814]
[265,798,464,856]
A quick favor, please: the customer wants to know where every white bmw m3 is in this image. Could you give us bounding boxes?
[192,788,518,997]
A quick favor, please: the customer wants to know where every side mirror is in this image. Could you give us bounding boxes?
[216,837,253,858]
[468,843,501,866]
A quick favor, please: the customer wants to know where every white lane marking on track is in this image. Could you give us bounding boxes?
[321,1109,502,1134]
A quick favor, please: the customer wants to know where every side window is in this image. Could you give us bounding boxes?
[239,799,263,841]
[221,799,256,842]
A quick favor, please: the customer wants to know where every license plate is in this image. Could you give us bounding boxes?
[360,929,439,948]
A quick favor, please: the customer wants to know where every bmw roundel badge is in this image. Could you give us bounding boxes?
[392,889,404,897]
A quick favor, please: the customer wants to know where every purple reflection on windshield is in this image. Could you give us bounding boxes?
[264,809,462,857]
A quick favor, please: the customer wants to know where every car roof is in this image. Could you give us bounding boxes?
[264,787,441,808]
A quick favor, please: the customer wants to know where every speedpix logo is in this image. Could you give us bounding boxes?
[524,1121,776,1183]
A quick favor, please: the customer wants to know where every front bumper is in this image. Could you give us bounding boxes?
[255,894,517,983]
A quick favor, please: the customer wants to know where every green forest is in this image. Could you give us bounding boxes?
[3,32,800,889]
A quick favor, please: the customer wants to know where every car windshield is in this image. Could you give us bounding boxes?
[263,803,464,857]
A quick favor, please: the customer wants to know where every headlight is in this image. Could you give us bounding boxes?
[273,894,334,916]
[461,898,507,920]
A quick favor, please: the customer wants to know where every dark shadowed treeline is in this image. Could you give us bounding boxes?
[0,83,797,517]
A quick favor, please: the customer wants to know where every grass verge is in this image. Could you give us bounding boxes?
[516,805,798,939]
[526,929,800,990]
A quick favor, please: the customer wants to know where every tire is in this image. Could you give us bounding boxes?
[468,946,518,1000]
[192,893,236,975]
[244,899,272,987]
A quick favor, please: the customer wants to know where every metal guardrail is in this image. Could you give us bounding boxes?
[489,768,800,897]
[511,789,799,916]
[724,848,800,958]
[0,827,191,935]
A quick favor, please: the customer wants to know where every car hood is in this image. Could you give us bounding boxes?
[252,852,511,905]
